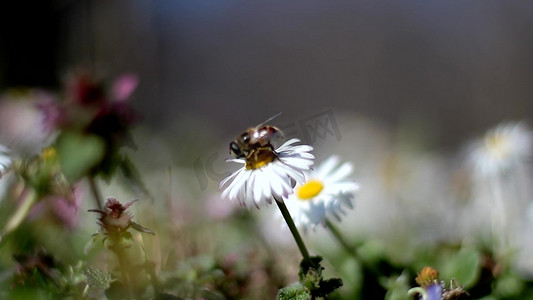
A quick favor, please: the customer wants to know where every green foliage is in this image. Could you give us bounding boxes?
[277,283,312,300]
[130,221,156,235]
[439,247,481,288]
[4,90,533,300]
[83,265,113,290]
[299,256,324,282]
[56,131,105,182]
[156,255,226,299]
[383,272,411,300]
[278,256,343,299]
[494,272,525,298]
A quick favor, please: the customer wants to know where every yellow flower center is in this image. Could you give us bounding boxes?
[297,180,324,200]
[245,147,276,170]
[486,133,508,159]
[41,147,57,161]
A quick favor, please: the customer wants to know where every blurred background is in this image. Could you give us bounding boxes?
[2,1,533,299]
[2,1,533,147]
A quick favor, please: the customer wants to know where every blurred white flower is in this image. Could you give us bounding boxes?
[220,138,314,208]
[29,184,83,229]
[468,122,532,177]
[0,144,12,202]
[0,144,11,176]
[467,122,533,257]
[0,90,55,154]
[284,155,359,230]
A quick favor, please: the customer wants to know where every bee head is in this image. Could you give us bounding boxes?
[230,141,244,158]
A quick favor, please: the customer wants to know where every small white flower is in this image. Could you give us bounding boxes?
[0,144,11,177]
[468,122,532,177]
[220,138,314,208]
[284,155,359,230]
[0,91,52,154]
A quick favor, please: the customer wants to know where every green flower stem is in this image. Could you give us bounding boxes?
[325,218,357,257]
[117,253,132,298]
[144,261,160,296]
[88,176,103,210]
[489,176,507,258]
[138,236,161,295]
[407,287,428,300]
[325,218,379,275]
[0,187,37,242]
[110,244,133,298]
[275,198,313,265]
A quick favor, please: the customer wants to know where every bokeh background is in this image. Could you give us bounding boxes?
[2,1,533,147]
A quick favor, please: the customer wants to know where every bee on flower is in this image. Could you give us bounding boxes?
[283,155,359,231]
[220,123,314,208]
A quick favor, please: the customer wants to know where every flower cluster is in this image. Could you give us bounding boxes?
[41,72,140,135]
[409,267,468,300]
[15,147,71,198]
[38,71,140,179]
[220,135,359,229]
[29,185,83,229]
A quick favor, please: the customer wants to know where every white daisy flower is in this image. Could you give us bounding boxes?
[284,155,359,230]
[220,138,314,208]
[467,121,532,255]
[0,144,11,177]
[468,122,532,177]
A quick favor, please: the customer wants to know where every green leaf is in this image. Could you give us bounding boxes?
[84,233,104,255]
[384,272,410,300]
[56,131,105,181]
[277,283,312,300]
[494,273,524,298]
[440,248,480,288]
[130,221,155,235]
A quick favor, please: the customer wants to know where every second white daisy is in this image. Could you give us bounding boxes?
[284,155,359,230]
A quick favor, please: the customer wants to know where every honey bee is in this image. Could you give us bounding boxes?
[230,113,284,159]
